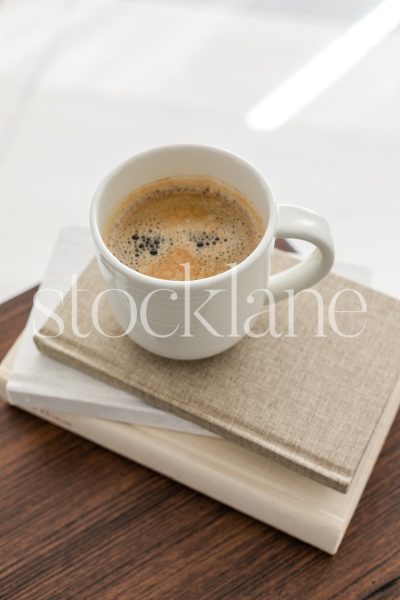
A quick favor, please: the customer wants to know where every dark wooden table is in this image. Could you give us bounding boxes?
[1,281,399,599]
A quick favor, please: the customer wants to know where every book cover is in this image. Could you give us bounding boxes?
[35,238,400,492]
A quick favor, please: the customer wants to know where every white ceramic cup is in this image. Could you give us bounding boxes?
[90,145,334,359]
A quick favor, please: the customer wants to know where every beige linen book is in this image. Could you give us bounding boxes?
[35,254,400,493]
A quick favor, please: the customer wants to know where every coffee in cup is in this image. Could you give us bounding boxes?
[103,175,264,281]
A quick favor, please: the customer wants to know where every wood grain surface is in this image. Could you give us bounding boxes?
[0,272,399,599]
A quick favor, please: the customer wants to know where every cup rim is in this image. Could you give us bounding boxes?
[90,144,277,288]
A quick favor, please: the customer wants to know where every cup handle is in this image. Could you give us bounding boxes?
[269,205,334,302]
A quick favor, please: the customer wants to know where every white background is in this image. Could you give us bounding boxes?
[1,0,399,301]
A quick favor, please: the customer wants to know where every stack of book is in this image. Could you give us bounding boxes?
[1,227,399,554]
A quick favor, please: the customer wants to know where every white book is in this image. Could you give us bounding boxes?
[1,336,399,555]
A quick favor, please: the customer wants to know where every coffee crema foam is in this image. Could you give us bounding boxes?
[103,176,265,281]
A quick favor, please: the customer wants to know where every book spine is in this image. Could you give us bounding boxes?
[6,387,214,436]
